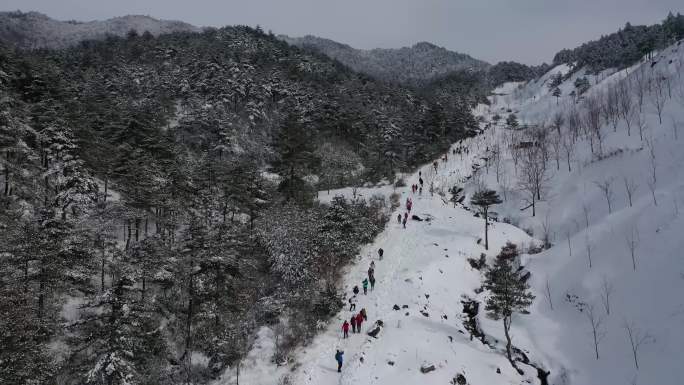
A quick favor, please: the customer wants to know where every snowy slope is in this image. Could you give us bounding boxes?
[215,41,684,385]
[214,142,549,385]
[475,41,684,385]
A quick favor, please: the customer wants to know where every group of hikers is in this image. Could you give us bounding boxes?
[336,248,383,372]
[341,308,368,338]
[335,168,433,372]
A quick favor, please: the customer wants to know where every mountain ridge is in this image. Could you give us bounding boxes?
[0,10,201,49]
[279,34,489,86]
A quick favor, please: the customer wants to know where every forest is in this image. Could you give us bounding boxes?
[0,26,476,384]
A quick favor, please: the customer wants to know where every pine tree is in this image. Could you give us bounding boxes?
[273,113,320,202]
[506,114,519,130]
[552,87,562,105]
[67,259,167,385]
[449,185,464,207]
[483,243,535,367]
[471,189,502,250]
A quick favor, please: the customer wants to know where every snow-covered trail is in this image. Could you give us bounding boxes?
[289,144,540,385]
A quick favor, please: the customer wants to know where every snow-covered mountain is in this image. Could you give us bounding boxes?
[218,39,684,385]
[0,11,201,49]
[280,35,489,86]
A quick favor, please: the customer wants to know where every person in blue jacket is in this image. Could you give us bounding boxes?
[335,350,344,372]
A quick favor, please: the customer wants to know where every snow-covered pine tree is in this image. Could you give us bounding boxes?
[483,243,534,368]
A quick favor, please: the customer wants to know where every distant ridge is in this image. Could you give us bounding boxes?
[0,11,201,49]
[279,34,489,86]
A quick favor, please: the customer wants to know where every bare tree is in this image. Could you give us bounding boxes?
[625,226,640,271]
[585,235,593,269]
[541,211,553,248]
[647,179,658,206]
[671,116,679,141]
[618,80,635,136]
[604,84,621,132]
[567,107,582,141]
[594,178,615,214]
[582,202,590,228]
[550,131,562,171]
[493,144,503,183]
[634,65,647,113]
[623,319,654,370]
[623,176,639,207]
[518,145,549,217]
[552,111,565,136]
[645,137,657,185]
[500,172,512,202]
[600,275,614,315]
[650,72,668,125]
[636,112,647,141]
[585,303,606,360]
[545,278,554,310]
[584,96,604,158]
[561,132,576,172]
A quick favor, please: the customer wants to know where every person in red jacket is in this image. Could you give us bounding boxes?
[342,320,350,338]
[355,312,364,332]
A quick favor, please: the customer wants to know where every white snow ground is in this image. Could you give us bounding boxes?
[215,41,684,385]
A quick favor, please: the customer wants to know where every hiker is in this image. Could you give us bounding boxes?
[335,350,344,372]
[355,312,364,332]
[368,265,374,280]
[353,285,359,296]
[419,186,423,195]
[370,275,376,291]
[419,177,423,187]
[350,314,357,333]
[378,248,384,259]
[342,320,350,338]
[419,171,422,178]
[402,216,407,228]
[433,161,438,172]
[397,213,401,224]
[360,308,368,321]
[349,296,356,311]
[362,278,369,295]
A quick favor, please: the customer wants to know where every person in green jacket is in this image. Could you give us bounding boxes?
[362,278,368,295]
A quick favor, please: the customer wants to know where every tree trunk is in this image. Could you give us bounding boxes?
[101,243,106,292]
[484,208,489,250]
[37,267,45,319]
[503,316,514,365]
[125,220,131,250]
[3,157,9,196]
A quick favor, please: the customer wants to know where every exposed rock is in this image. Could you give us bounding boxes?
[393,304,400,311]
[420,364,436,374]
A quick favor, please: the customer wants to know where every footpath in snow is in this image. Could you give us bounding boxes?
[287,143,542,385]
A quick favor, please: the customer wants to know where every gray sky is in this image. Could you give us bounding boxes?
[2,0,682,64]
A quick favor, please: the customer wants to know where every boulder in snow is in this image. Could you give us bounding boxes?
[420,364,436,374]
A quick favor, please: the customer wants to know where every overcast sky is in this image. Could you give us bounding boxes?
[2,0,682,64]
